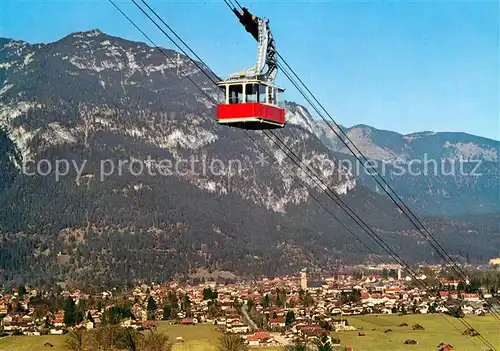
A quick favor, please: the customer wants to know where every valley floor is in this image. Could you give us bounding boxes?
[0,315,498,350]
[339,314,500,351]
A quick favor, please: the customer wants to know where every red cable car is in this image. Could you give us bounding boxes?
[216,79,285,129]
[217,6,285,130]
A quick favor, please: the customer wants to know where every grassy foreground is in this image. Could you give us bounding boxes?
[156,323,220,351]
[0,335,67,351]
[0,315,498,350]
[0,324,282,351]
[337,314,500,351]
[156,324,282,351]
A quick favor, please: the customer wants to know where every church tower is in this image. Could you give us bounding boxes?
[300,268,308,290]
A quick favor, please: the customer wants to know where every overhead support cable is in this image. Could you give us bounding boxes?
[107,0,499,347]
[226,0,500,325]
[138,0,222,82]
[276,47,500,326]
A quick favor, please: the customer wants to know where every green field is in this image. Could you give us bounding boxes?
[337,314,500,351]
[0,335,67,351]
[156,324,282,351]
[157,323,220,351]
[0,315,498,350]
[0,324,282,351]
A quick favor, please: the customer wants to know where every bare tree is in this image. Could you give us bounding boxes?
[141,328,172,351]
[217,333,248,351]
[284,337,307,351]
[88,325,118,351]
[115,327,142,351]
[65,328,87,351]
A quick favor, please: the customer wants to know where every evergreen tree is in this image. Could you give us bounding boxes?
[203,288,218,300]
[162,305,172,320]
[17,285,25,300]
[147,296,157,320]
[183,295,191,310]
[64,297,76,326]
[313,334,334,351]
[44,316,51,329]
[275,288,286,308]
[263,294,270,308]
[285,310,295,325]
[147,296,157,313]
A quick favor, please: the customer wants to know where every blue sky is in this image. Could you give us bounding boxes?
[1,0,498,140]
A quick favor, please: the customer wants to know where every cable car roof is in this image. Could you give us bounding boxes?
[216,78,285,92]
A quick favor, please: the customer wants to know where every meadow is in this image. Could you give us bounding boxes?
[0,335,67,351]
[0,324,281,351]
[0,315,498,350]
[337,314,500,351]
[156,323,221,351]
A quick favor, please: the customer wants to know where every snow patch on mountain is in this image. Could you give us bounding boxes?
[0,101,34,125]
[72,29,102,39]
[0,84,13,96]
[263,134,356,198]
[23,52,34,66]
[45,122,78,144]
[9,126,39,161]
[3,40,28,53]
[144,62,178,75]
[105,46,124,59]
[0,101,39,160]
[284,102,347,155]
[444,141,498,162]
[196,96,216,109]
[286,103,316,134]
[333,177,357,195]
[196,179,227,194]
[0,62,13,70]
[164,128,218,150]
[125,50,140,72]
[0,101,83,161]
[69,56,102,72]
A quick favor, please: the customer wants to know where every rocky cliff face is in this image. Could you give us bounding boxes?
[0,30,356,211]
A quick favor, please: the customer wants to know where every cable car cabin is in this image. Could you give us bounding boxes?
[216,79,285,130]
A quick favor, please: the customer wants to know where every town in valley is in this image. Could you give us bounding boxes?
[1,261,500,350]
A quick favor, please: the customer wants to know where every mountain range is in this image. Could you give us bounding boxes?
[0,30,498,286]
[286,102,499,215]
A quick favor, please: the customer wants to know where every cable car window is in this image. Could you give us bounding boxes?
[228,84,243,104]
[268,87,277,105]
[259,85,267,104]
[246,84,258,103]
[276,89,283,107]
